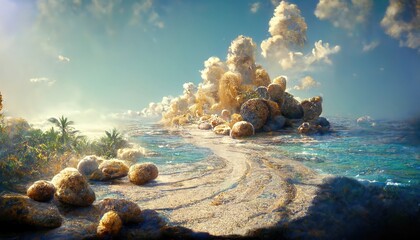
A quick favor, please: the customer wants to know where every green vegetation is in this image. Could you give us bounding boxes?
[0,94,128,186]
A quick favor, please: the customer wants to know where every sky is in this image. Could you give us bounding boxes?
[0,0,419,127]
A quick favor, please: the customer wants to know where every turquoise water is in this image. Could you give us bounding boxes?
[128,118,419,191]
[271,117,420,189]
[128,123,212,166]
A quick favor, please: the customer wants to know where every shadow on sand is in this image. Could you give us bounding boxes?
[0,176,419,240]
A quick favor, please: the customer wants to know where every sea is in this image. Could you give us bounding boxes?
[127,116,420,195]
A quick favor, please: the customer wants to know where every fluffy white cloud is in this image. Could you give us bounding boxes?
[314,0,373,30]
[58,55,70,62]
[227,35,257,84]
[261,1,340,73]
[362,41,380,52]
[29,77,56,86]
[141,96,173,117]
[381,0,420,51]
[293,76,320,90]
[250,2,260,13]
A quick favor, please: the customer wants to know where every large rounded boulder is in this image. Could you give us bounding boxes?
[230,121,255,139]
[272,76,287,92]
[301,96,323,121]
[240,98,270,130]
[282,92,304,119]
[27,180,56,202]
[96,198,142,224]
[128,163,159,185]
[0,194,63,228]
[51,168,95,206]
[263,115,287,132]
[255,86,269,100]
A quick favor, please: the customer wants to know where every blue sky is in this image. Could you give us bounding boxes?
[0,0,419,122]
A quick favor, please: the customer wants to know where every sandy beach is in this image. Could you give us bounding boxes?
[96,125,327,236]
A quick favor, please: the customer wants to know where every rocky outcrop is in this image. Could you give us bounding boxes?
[301,96,323,121]
[264,100,281,119]
[230,121,255,139]
[0,194,63,228]
[298,118,330,135]
[51,168,95,206]
[128,163,159,185]
[90,160,129,181]
[27,180,56,202]
[282,92,304,119]
[97,211,122,237]
[96,198,142,224]
[240,98,269,130]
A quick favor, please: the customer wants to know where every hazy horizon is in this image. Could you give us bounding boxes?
[1,0,419,124]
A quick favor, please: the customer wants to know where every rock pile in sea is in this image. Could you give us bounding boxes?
[196,76,330,136]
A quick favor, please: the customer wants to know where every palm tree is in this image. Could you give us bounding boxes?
[48,116,79,146]
[98,128,127,158]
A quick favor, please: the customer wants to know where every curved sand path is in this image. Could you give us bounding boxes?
[96,126,327,236]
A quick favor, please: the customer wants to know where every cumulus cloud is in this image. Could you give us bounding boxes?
[58,55,70,62]
[141,96,173,117]
[227,35,257,84]
[381,0,420,51]
[29,77,56,86]
[314,0,373,30]
[250,2,260,13]
[362,40,380,52]
[293,76,320,90]
[131,0,164,28]
[261,1,340,73]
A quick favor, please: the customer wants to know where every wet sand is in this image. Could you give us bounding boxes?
[96,125,328,236]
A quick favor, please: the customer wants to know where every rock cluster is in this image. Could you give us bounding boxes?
[77,156,130,181]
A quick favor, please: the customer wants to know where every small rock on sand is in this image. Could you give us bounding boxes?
[27,180,56,202]
[96,198,142,224]
[230,121,255,139]
[128,163,159,185]
[97,211,122,237]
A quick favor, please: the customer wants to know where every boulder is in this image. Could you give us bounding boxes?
[263,115,286,132]
[255,86,269,100]
[312,117,331,134]
[301,96,323,121]
[0,194,63,228]
[230,121,255,139]
[90,160,129,181]
[128,163,159,185]
[97,211,122,237]
[51,168,95,206]
[77,155,100,177]
[198,122,212,130]
[117,147,146,161]
[27,180,56,202]
[267,83,284,102]
[272,76,287,92]
[213,124,231,135]
[96,198,142,224]
[240,98,270,130]
[282,92,304,119]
